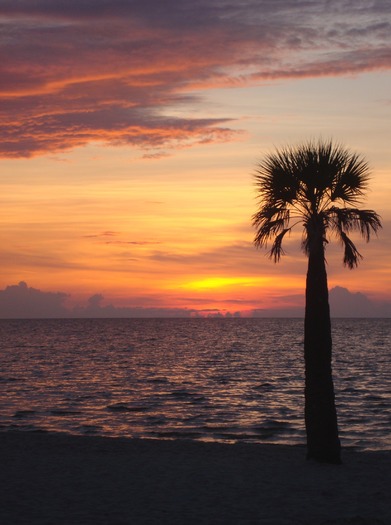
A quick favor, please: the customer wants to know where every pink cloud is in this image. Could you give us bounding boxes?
[0,1,390,158]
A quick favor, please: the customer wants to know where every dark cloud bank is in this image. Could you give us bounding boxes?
[0,282,390,319]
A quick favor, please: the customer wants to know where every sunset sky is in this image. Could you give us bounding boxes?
[1,0,390,317]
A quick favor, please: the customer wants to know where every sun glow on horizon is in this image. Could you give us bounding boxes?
[180,276,271,291]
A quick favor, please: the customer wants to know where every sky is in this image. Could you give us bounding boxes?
[1,0,390,318]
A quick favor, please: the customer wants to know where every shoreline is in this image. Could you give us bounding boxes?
[1,431,390,524]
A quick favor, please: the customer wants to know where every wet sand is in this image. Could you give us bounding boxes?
[0,431,390,524]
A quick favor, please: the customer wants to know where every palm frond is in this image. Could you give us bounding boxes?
[327,207,382,241]
[254,149,300,206]
[330,154,370,204]
[339,231,363,269]
[253,217,288,248]
[252,207,290,248]
[269,229,290,262]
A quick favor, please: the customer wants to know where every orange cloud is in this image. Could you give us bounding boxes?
[0,1,390,158]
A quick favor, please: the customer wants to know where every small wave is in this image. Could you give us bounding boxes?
[150,377,169,384]
[342,387,360,393]
[201,424,238,433]
[250,420,294,439]
[190,395,207,404]
[212,376,230,384]
[0,376,23,383]
[49,409,83,416]
[147,430,203,439]
[183,415,204,422]
[4,423,47,433]
[75,425,101,434]
[168,391,207,404]
[108,345,134,352]
[364,394,386,402]
[107,403,150,412]
[170,390,193,397]
[214,432,259,441]
[145,415,168,425]
[229,341,245,351]
[254,382,275,392]
[169,389,194,398]
[262,419,293,428]
[13,410,37,418]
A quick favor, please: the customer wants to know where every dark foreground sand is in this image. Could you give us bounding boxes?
[0,431,390,525]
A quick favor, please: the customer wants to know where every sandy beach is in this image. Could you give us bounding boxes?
[0,431,390,525]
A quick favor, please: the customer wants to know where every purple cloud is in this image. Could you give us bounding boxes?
[1,282,389,318]
[0,282,69,318]
[0,1,389,158]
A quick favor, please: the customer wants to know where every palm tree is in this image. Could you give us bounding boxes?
[252,139,382,464]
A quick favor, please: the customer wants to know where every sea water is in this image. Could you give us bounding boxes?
[0,318,390,450]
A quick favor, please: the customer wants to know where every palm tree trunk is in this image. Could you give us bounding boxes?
[304,241,341,464]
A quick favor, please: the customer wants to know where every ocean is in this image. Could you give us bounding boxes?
[0,318,390,451]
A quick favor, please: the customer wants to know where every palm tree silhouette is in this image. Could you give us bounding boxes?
[253,139,382,463]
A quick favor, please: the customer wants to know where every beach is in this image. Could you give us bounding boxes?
[0,431,390,524]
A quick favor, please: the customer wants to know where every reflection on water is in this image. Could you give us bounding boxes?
[0,318,390,450]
